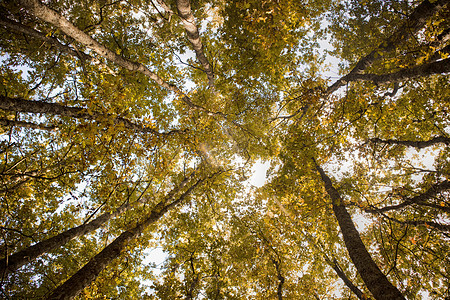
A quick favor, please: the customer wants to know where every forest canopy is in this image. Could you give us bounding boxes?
[0,0,449,299]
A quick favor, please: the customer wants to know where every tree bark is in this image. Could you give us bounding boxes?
[0,95,182,136]
[46,174,207,300]
[370,136,450,148]
[325,0,450,96]
[176,0,215,89]
[314,161,405,300]
[270,258,284,300]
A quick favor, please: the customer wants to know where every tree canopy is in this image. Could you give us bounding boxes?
[0,0,449,299]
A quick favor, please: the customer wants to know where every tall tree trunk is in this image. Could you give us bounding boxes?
[0,172,195,276]
[1,198,134,275]
[314,161,405,300]
[176,0,215,89]
[16,0,221,115]
[46,173,209,300]
[0,95,182,136]
[325,0,450,96]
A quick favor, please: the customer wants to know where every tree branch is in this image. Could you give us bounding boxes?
[325,0,450,96]
[18,0,181,94]
[331,258,368,300]
[0,95,183,137]
[349,58,450,85]
[370,136,450,149]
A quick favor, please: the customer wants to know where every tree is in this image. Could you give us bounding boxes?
[1,0,449,299]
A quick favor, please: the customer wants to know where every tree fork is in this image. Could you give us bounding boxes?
[314,160,405,300]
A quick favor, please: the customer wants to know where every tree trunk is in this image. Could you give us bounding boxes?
[0,95,182,136]
[176,0,215,89]
[0,171,195,276]
[325,0,450,96]
[314,161,405,300]
[46,175,206,300]
[1,199,134,275]
[270,258,284,300]
[16,0,220,114]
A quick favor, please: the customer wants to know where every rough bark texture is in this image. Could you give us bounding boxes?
[331,259,367,300]
[18,0,177,92]
[176,0,215,89]
[325,0,450,96]
[314,162,405,300]
[0,95,180,136]
[370,136,450,148]
[47,177,205,300]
